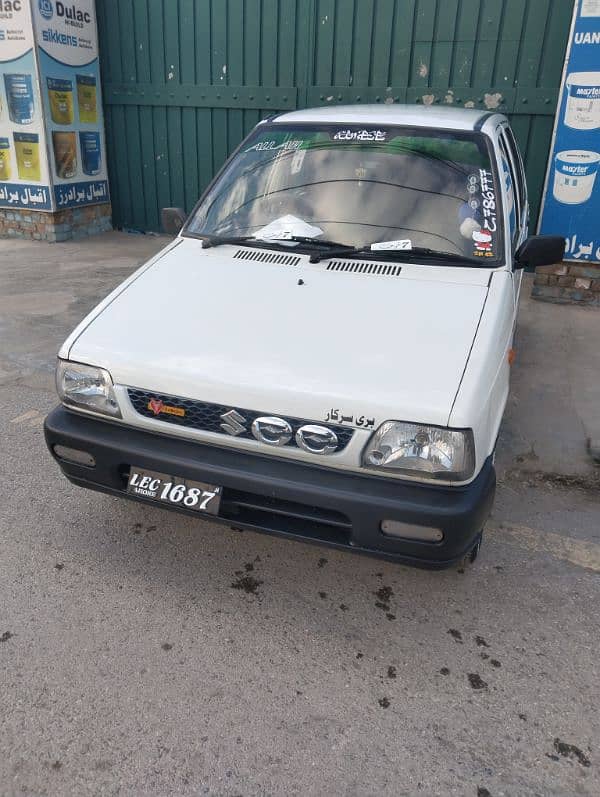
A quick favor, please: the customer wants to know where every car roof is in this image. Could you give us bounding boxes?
[270,104,505,132]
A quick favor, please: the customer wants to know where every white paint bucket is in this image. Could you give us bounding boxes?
[565,72,600,129]
[553,150,600,204]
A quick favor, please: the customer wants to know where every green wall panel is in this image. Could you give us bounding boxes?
[97,0,573,231]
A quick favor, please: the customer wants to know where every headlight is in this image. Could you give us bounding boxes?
[56,359,121,418]
[362,421,475,482]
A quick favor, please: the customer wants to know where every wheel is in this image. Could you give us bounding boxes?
[460,533,483,569]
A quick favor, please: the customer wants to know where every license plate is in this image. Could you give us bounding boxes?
[127,467,222,515]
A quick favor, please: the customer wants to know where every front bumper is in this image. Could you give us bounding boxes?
[44,406,496,569]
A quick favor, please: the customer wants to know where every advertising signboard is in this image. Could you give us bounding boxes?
[0,0,52,210]
[0,0,108,212]
[538,0,600,262]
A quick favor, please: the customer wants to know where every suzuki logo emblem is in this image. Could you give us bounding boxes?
[220,409,247,436]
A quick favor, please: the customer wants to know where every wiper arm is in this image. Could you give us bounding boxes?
[309,244,483,265]
[201,235,255,249]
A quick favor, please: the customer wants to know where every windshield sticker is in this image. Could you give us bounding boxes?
[332,129,387,142]
[472,228,494,255]
[370,239,412,251]
[468,168,497,258]
[325,409,375,429]
[479,169,497,233]
[245,139,303,153]
[467,173,479,194]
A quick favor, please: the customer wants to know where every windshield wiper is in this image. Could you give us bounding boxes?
[201,233,355,252]
[309,244,483,266]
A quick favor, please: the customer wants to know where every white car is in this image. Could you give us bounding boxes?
[45,105,564,569]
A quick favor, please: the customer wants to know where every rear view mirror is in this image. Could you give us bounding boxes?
[514,235,565,270]
[161,207,187,235]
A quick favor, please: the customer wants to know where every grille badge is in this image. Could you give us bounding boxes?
[251,416,293,447]
[220,409,247,436]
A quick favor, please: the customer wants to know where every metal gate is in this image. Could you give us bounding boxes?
[97,0,573,232]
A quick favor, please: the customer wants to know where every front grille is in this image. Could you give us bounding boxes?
[127,388,354,452]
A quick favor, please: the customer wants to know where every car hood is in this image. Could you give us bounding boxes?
[68,238,491,428]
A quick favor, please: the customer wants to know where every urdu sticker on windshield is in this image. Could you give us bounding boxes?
[245,139,303,153]
[332,129,387,142]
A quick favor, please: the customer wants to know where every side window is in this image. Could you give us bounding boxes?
[498,136,518,247]
[504,127,527,222]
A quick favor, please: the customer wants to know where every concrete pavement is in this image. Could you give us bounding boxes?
[0,233,599,796]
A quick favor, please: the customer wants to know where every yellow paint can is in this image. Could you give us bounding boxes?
[14,132,40,181]
[0,137,11,181]
[76,74,97,123]
[47,77,74,125]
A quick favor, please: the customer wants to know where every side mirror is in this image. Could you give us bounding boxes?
[161,207,187,235]
[514,235,565,270]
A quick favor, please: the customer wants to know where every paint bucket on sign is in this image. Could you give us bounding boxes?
[47,77,74,125]
[0,138,11,181]
[553,150,600,205]
[14,132,40,181]
[76,74,97,123]
[52,131,77,178]
[565,72,600,130]
[4,73,35,125]
[79,131,101,175]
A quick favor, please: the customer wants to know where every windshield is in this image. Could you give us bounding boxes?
[185,122,503,264]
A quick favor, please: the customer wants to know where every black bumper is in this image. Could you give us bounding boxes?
[44,406,496,569]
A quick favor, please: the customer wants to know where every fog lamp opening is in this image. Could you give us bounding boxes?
[380,519,443,542]
[53,445,96,467]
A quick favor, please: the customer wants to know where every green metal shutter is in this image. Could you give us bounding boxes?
[98,0,572,232]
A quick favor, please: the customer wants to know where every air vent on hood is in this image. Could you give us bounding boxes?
[326,260,402,277]
[233,249,301,266]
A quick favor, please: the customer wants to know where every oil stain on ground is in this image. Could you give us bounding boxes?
[1,631,14,643]
[231,574,263,594]
[448,629,463,642]
[552,738,591,767]
[468,673,488,690]
[373,585,394,612]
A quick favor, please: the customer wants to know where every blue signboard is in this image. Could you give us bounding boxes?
[538,0,600,263]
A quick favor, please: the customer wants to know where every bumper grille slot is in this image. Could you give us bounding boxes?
[221,488,352,544]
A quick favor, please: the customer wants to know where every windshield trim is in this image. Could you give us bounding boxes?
[181,120,505,267]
